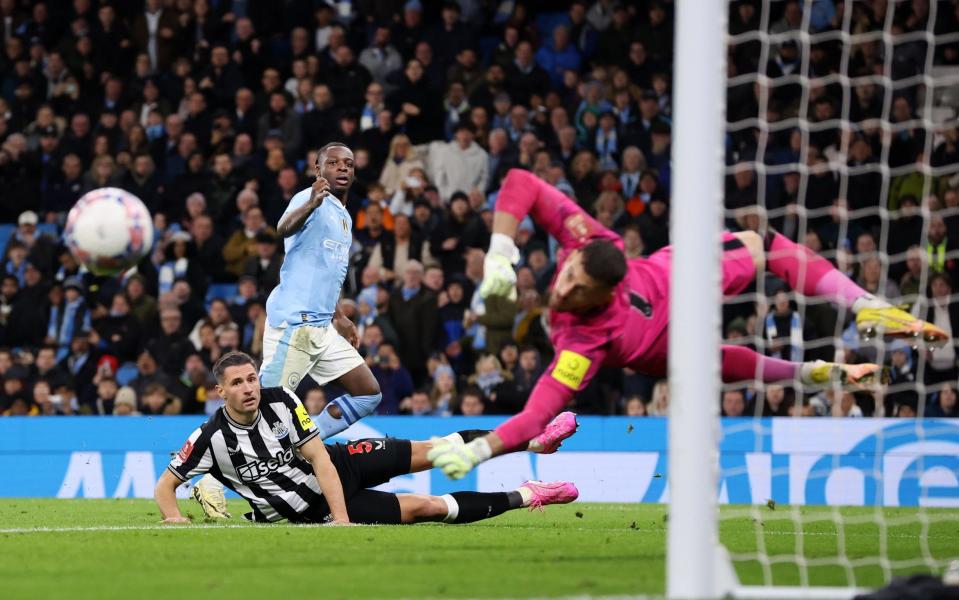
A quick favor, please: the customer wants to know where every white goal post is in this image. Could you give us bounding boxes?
[668,1,878,599]
[666,0,728,598]
[667,0,959,597]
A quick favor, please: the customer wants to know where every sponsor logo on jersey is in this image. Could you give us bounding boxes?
[322,239,350,263]
[272,421,289,439]
[551,350,591,390]
[236,447,296,483]
[294,404,314,431]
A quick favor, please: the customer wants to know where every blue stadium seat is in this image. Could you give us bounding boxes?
[115,362,139,386]
[0,224,14,249]
[36,223,60,239]
[205,283,238,307]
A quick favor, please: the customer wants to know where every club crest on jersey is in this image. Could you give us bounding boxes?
[563,213,591,241]
[287,371,301,389]
[342,218,348,232]
[272,421,289,439]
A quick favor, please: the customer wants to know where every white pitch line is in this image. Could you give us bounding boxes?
[0,523,945,541]
[0,523,287,534]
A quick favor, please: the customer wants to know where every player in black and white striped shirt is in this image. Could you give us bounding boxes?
[155,351,580,525]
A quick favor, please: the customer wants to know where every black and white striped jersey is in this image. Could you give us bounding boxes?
[167,386,325,522]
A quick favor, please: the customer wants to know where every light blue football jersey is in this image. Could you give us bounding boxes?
[266,187,352,328]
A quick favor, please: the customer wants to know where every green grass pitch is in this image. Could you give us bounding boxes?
[2,500,958,599]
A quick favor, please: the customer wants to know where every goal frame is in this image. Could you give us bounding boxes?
[666,2,867,598]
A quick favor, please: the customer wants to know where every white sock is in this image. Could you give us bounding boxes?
[467,438,493,462]
[527,437,543,453]
[517,485,534,507]
[443,432,465,445]
[440,494,459,523]
[852,294,891,313]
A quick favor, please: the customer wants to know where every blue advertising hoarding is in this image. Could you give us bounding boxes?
[1,416,958,507]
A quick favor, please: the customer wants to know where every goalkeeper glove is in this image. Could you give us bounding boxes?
[192,474,232,519]
[479,233,520,301]
[427,437,481,480]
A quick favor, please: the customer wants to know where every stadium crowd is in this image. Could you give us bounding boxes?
[0,0,958,419]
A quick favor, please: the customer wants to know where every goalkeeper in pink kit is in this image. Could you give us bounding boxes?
[429,169,948,479]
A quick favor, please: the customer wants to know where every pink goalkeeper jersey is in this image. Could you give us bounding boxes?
[498,175,673,403]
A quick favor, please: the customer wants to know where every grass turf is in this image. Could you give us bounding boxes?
[1,500,958,599]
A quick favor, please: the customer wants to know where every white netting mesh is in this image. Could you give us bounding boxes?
[720,0,959,589]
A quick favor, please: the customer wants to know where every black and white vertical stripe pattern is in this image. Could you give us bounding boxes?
[167,387,322,522]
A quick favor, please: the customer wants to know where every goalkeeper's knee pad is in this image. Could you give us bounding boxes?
[334,393,381,424]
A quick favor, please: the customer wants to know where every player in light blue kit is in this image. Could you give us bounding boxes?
[261,142,381,437]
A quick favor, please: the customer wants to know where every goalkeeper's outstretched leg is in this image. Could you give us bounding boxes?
[748,229,949,346]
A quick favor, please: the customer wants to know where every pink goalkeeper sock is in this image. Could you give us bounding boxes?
[765,232,867,308]
[722,345,799,383]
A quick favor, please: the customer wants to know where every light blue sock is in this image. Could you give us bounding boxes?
[315,393,382,439]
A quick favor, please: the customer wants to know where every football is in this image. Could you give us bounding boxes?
[64,187,154,276]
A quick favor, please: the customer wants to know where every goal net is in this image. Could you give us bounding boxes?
[669,0,959,598]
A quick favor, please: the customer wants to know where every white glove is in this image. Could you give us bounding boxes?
[479,233,520,301]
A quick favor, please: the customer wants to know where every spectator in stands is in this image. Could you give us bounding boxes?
[91,292,142,364]
[45,277,90,361]
[359,25,403,90]
[536,25,581,89]
[925,273,959,385]
[433,122,489,202]
[929,383,959,418]
[157,231,206,297]
[389,58,443,145]
[242,232,281,292]
[146,307,192,378]
[112,386,139,416]
[505,41,550,107]
[222,205,273,278]
[758,385,790,417]
[721,389,747,417]
[430,192,484,274]
[369,341,414,415]
[140,382,182,415]
[93,375,119,416]
[256,91,301,160]
[379,133,425,197]
[129,348,173,400]
[189,213,225,284]
[297,387,326,418]
[428,364,456,416]
[856,256,901,302]
[457,386,485,416]
[624,395,647,417]
[0,276,16,338]
[388,260,437,385]
[11,210,56,275]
